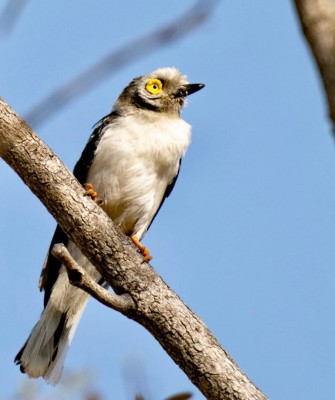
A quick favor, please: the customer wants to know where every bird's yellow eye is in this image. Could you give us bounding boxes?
[145,78,163,95]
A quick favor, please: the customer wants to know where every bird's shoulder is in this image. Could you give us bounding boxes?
[73,111,119,184]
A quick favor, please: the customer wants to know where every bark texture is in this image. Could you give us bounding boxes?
[0,98,267,400]
[294,0,335,130]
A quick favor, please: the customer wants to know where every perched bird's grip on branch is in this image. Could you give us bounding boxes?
[0,95,267,399]
[14,67,206,384]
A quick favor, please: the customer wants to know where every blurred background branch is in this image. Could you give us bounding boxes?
[0,0,29,36]
[23,0,218,129]
[294,0,335,131]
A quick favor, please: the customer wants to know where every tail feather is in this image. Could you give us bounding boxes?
[15,243,100,384]
[15,297,89,384]
[15,296,87,384]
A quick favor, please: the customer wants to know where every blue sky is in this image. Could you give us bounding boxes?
[1,1,335,399]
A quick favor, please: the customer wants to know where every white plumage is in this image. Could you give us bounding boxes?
[89,114,191,238]
[15,67,204,383]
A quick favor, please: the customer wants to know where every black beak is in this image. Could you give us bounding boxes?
[175,83,205,98]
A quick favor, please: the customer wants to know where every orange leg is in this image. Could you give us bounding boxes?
[84,183,98,203]
[131,235,153,261]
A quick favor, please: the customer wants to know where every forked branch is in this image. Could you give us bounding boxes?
[51,243,135,314]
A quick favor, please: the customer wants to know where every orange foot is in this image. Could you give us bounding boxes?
[131,235,153,261]
[84,183,99,203]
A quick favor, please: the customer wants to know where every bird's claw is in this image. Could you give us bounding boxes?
[84,183,99,203]
[131,235,153,261]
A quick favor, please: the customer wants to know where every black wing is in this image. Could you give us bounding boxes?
[147,159,182,232]
[73,113,118,184]
[39,112,118,305]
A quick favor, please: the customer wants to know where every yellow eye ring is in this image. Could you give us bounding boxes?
[145,78,163,95]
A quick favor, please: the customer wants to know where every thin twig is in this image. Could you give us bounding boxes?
[165,393,193,400]
[51,243,135,314]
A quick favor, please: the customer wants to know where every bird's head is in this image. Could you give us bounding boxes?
[115,67,204,116]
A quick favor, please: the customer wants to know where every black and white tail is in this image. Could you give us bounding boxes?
[15,242,100,384]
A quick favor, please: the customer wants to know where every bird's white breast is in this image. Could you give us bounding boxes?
[86,113,191,239]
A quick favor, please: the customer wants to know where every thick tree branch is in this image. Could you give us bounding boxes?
[294,0,335,131]
[0,98,267,400]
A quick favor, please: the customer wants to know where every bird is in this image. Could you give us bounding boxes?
[14,67,204,384]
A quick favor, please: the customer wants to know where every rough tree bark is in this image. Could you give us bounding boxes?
[294,0,335,131]
[0,98,267,399]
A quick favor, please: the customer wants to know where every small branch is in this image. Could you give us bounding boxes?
[165,393,192,400]
[51,243,135,314]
